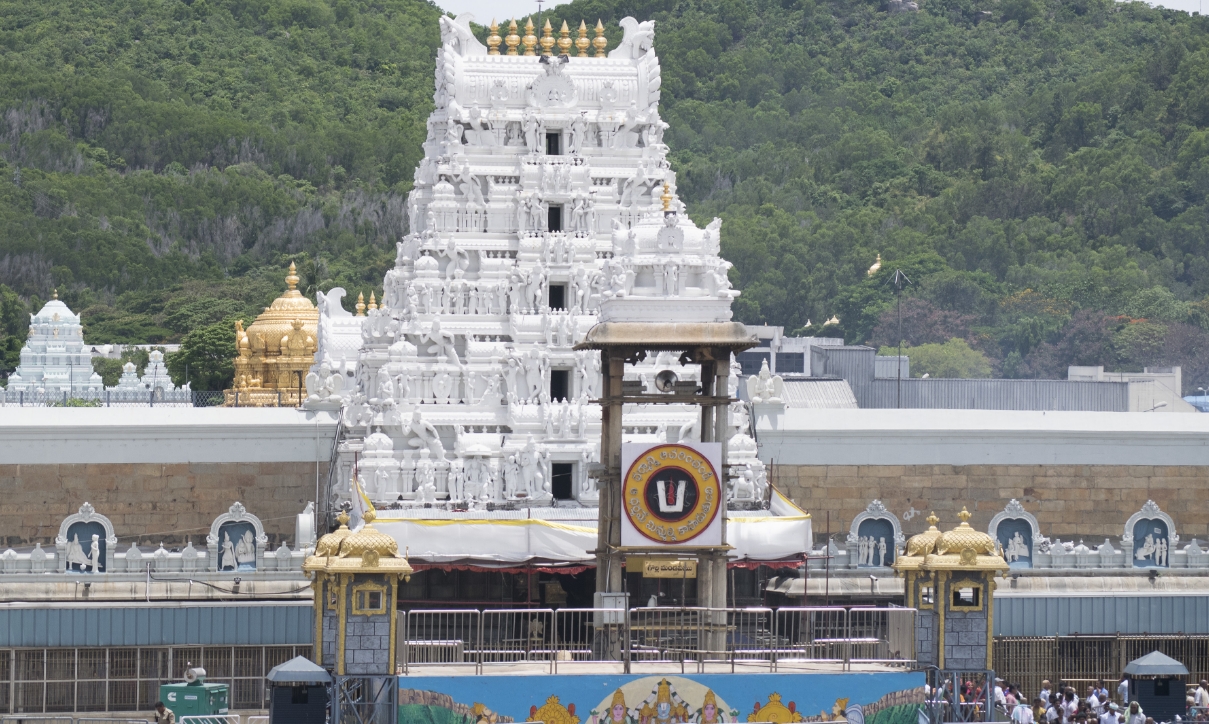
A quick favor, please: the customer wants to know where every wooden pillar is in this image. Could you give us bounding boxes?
[699,358,716,443]
[596,349,626,595]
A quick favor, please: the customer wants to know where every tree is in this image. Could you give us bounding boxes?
[879,339,992,379]
[1020,311,1118,379]
[868,298,977,349]
[166,318,245,391]
[0,285,28,380]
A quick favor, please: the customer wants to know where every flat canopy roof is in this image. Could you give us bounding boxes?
[574,322,758,352]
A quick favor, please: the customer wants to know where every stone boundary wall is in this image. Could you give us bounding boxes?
[773,464,1209,541]
[0,461,327,547]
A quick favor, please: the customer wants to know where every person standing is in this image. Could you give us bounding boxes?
[1118,676,1130,705]
[1100,703,1120,724]
[1044,694,1061,724]
[1013,696,1036,724]
[1125,701,1144,724]
[1062,689,1079,724]
[1194,680,1209,712]
[995,678,1009,714]
[153,702,176,724]
[1040,681,1053,705]
[1087,686,1103,716]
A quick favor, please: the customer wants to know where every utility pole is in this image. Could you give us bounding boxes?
[890,269,911,409]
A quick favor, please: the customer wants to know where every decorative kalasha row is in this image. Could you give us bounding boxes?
[0,502,317,575]
[483,18,612,58]
[811,498,1203,572]
[303,15,769,514]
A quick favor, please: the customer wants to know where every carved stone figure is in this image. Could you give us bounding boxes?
[407,410,446,459]
[747,359,784,403]
[609,17,656,60]
[220,532,236,571]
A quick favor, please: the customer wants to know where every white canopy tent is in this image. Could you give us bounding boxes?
[375,513,812,568]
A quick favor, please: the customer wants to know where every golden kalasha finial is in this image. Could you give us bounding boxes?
[286,261,300,291]
[576,21,590,57]
[522,18,537,56]
[661,182,673,211]
[336,510,350,527]
[540,18,555,56]
[506,19,520,55]
[958,507,972,524]
[927,512,939,528]
[487,19,502,54]
[368,291,377,311]
[52,288,58,300]
[355,292,366,316]
[593,20,607,57]
[557,21,573,56]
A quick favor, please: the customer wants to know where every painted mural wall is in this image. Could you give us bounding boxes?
[398,672,925,724]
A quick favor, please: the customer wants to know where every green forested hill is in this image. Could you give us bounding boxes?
[3,0,1209,389]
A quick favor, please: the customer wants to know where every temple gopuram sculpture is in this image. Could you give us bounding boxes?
[304,14,772,512]
[226,262,319,406]
[5,291,104,398]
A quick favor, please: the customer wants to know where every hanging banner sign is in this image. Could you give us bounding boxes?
[620,443,724,547]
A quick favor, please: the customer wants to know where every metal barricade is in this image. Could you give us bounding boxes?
[628,607,706,670]
[401,609,480,672]
[76,720,152,724]
[923,669,994,723]
[479,609,555,669]
[552,608,627,671]
[0,718,75,724]
[848,606,916,664]
[245,717,269,724]
[724,607,776,671]
[774,607,849,669]
[178,717,241,724]
[393,606,918,675]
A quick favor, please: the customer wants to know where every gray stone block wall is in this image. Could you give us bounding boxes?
[343,612,393,675]
[322,609,338,668]
[916,609,938,666]
[944,610,988,671]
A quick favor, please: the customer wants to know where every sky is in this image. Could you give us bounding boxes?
[429,0,1204,39]
[434,0,554,25]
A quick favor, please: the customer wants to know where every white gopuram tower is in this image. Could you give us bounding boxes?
[6,292,104,398]
[309,15,769,520]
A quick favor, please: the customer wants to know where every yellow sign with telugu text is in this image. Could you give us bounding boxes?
[632,557,698,578]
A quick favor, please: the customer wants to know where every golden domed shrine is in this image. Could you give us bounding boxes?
[224,263,318,406]
[304,509,412,676]
[893,507,1007,671]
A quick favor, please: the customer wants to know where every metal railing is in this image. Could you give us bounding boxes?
[400,606,916,674]
[1,390,228,408]
[0,645,308,714]
[922,669,995,723]
[994,634,1209,705]
[179,717,240,724]
[1,719,148,724]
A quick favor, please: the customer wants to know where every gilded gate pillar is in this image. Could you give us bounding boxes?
[305,511,413,675]
[895,508,1007,671]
